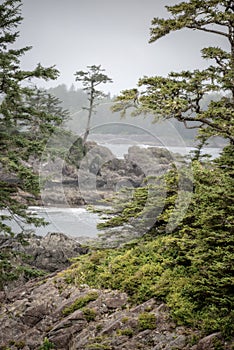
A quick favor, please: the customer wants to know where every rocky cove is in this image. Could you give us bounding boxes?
[9,144,186,244]
[6,144,184,241]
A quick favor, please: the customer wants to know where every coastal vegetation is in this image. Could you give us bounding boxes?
[0,0,233,347]
[62,0,234,340]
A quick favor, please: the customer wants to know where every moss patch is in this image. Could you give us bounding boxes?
[62,291,99,316]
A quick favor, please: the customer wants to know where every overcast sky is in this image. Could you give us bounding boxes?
[17,0,229,95]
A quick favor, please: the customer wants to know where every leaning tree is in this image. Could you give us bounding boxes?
[86,1,234,336]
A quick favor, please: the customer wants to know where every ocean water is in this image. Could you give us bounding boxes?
[101,143,222,159]
[2,144,222,238]
[3,206,100,238]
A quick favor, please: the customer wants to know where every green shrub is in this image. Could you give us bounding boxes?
[39,337,54,350]
[62,162,234,337]
[8,340,25,349]
[17,265,46,279]
[62,291,98,316]
[117,327,134,337]
[138,312,157,330]
[82,307,97,322]
[121,316,129,324]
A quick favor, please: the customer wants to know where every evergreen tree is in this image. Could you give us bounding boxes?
[113,0,234,145]
[24,87,69,137]
[81,0,234,338]
[0,0,59,235]
[0,0,74,291]
[66,159,234,335]
[74,65,112,145]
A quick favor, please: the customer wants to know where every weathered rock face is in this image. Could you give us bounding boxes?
[21,232,89,272]
[4,142,184,207]
[79,144,181,193]
[0,232,88,274]
[125,145,176,177]
[40,145,180,206]
[0,274,232,350]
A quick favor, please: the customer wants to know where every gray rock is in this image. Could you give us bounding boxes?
[125,145,175,177]
[21,232,88,272]
[104,294,128,309]
[0,232,88,276]
[39,145,180,206]
[0,276,232,350]
[195,332,222,350]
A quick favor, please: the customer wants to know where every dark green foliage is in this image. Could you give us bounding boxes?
[16,265,46,280]
[112,0,234,145]
[61,0,234,340]
[116,328,134,337]
[94,163,193,238]
[0,249,19,289]
[93,3,233,337]
[0,0,69,289]
[23,87,69,139]
[0,241,46,290]
[8,340,25,349]
[82,307,97,322]
[0,0,60,235]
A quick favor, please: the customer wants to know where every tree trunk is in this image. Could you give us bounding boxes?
[83,83,94,146]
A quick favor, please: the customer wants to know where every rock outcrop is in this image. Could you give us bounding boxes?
[40,144,182,206]
[0,274,232,350]
[20,232,89,272]
[125,145,181,176]
[0,232,88,273]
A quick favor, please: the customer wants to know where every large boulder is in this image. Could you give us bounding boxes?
[92,146,182,197]
[125,145,179,177]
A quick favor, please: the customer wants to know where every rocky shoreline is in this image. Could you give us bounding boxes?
[0,267,232,349]
[1,145,232,349]
[7,143,187,210]
[0,232,233,349]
